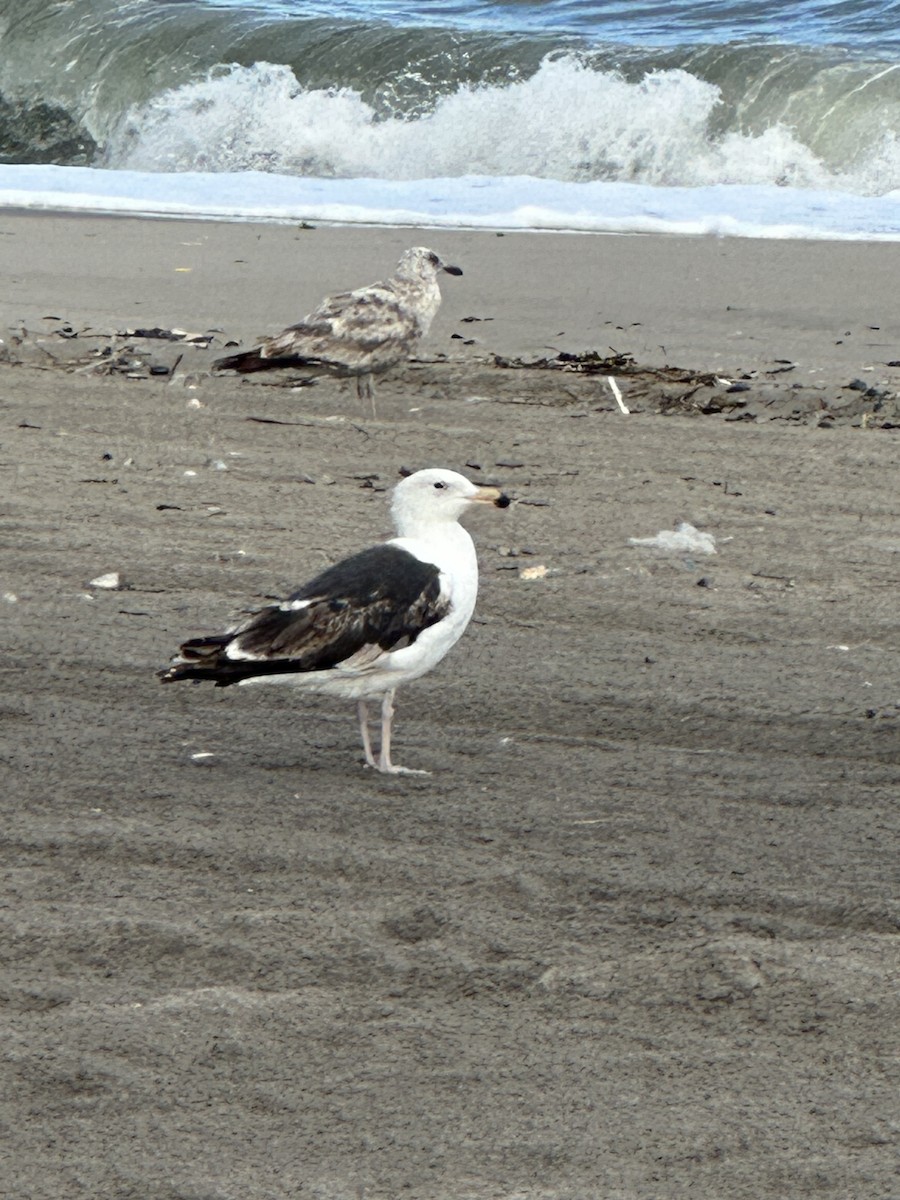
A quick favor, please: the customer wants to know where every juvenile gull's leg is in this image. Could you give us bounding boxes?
[357,372,377,418]
[378,689,429,776]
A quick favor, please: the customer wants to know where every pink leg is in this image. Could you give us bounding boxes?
[357,699,378,769]
[377,690,429,776]
[356,372,376,418]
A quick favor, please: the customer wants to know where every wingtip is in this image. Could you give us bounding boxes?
[213,349,267,373]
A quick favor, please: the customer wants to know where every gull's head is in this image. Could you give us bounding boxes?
[391,468,509,534]
[396,247,463,283]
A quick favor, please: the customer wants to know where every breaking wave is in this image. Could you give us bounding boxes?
[100,55,900,195]
[2,0,900,233]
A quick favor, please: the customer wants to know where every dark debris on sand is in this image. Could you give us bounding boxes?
[493,348,900,429]
[2,322,899,428]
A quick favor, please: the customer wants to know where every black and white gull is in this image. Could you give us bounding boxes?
[159,468,510,775]
[213,247,462,407]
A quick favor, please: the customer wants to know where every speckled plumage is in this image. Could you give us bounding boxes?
[213,247,462,406]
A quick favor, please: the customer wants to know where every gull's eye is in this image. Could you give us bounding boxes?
[433,481,446,489]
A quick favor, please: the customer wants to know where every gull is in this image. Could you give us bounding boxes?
[159,468,510,774]
[213,247,462,408]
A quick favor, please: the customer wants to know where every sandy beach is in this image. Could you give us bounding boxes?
[2,213,898,1199]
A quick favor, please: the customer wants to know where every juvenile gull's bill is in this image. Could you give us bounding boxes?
[159,468,509,775]
[213,247,462,408]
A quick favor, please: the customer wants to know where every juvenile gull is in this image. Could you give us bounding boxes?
[213,247,463,407]
[159,468,510,775]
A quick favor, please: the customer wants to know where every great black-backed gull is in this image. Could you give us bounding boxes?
[213,247,462,407]
[159,468,510,775]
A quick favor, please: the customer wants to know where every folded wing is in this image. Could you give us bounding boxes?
[160,545,449,687]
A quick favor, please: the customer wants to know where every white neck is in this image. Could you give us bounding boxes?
[391,521,477,589]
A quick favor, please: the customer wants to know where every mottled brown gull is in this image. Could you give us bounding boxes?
[213,247,462,407]
[159,469,509,775]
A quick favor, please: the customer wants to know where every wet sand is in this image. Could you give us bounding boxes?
[2,214,899,1199]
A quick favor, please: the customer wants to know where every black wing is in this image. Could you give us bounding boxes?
[160,545,448,687]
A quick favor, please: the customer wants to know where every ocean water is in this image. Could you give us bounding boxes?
[1,0,899,237]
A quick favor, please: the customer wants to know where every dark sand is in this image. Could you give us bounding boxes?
[2,215,898,1199]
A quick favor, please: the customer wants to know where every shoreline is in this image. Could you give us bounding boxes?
[3,157,900,239]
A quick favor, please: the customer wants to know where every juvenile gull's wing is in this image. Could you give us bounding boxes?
[160,545,449,687]
[259,280,424,371]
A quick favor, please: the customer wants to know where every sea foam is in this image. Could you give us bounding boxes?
[101,56,900,195]
[3,162,900,240]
